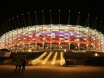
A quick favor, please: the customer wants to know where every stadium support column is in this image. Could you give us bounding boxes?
[5,22,9,49]
[35,26,37,51]
[95,18,97,51]
[50,10,52,51]
[85,14,90,51]
[22,14,26,52]
[68,26,70,51]
[12,17,18,51]
[35,25,37,50]
[103,37,104,52]
[69,30,70,51]
[95,30,97,51]
[101,22,104,52]
[9,19,13,51]
[92,18,97,51]
[86,27,88,51]
[90,30,92,51]
[50,26,52,51]
[35,11,38,51]
[22,27,24,52]
[42,25,44,51]
[17,15,21,52]
[5,31,6,48]
[28,12,32,52]
[86,27,89,51]
[28,26,30,52]
[100,32,102,52]
[42,42,44,51]
[87,27,89,51]
[42,35,44,51]
[59,10,60,50]
[68,11,70,51]
[12,30,13,47]
[99,22,102,52]
[42,10,45,51]
[16,29,18,52]
[77,12,80,52]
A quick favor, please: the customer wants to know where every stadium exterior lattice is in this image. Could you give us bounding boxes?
[0,24,104,52]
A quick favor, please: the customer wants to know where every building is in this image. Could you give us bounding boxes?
[0,24,104,53]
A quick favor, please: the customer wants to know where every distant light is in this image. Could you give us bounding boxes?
[87,27,89,28]
[94,53,98,56]
[64,49,66,52]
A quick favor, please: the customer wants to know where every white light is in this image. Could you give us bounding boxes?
[64,49,66,52]
[87,27,89,28]
[94,53,98,56]
[43,38,46,40]
[24,38,26,39]
[84,38,87,40]
[29,49,32,52]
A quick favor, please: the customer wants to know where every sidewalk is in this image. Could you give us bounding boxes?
[0,65,104,78]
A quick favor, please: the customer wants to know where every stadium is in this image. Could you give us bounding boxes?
[0,11,104,66]
[0,24,104,52]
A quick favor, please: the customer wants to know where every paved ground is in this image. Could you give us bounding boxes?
[0,65,104,78]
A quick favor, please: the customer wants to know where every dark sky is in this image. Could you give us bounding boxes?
[0,0,104,34]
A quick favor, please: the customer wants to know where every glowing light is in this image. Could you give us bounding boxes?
[60,52,65,65]
[42,52,52,64]
[1,24,104,52]
[51,52,58,65]
[29,52,47,65]
[94,53,98,56]
[70,33,75,36]
[29,49,32,52]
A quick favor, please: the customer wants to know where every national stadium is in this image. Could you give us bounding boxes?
[0,10,104,66]
[0,24,104,52]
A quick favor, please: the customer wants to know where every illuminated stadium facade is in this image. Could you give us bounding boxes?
[0,10,104,53]
[0,24,104,52]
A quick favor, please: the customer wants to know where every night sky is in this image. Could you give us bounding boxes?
[0,1,104,35]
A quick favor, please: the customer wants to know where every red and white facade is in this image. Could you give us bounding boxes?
[0,24,104,52]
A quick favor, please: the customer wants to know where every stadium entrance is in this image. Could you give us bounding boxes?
[44,43,69,51]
